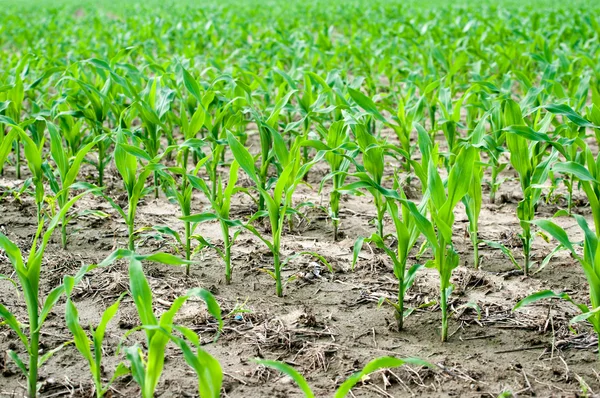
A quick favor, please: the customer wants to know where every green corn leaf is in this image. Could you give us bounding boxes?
[335,357,434,398]
[94,295,124,363]
[0,303,28,347]
[226,132,259,185]
[141,252,193,266]
[181,212,218,224]
[545,104,597,128]
[129,257,158,334]
[255,359,315,398]
[352,236,366,270]
[348,88,386,123]
[514,290,573,311]
[125,345,147,391]
[553,162,597,182]
[570,306,600,325]
[182,66,202,102]
[482,240,521,270]
[170,331,222,398]
[8,350,27,377]
[531,220,576,255]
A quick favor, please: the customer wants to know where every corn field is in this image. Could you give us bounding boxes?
[1,0,600,396]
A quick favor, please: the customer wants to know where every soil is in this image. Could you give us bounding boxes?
[1,132,599,398]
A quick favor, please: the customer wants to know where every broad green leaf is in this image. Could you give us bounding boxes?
[348,88,386,123]
[255,360,315,398]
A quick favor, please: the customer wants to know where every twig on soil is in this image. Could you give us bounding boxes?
[436,362,482,385]
[224,371,248,385]
[366,384,394,398]
[550,311,556,359]
[388,369,415,396]
[522,369,534,394]
[460,334,496,341]
[559,356,570,381]
[494,345,547,354]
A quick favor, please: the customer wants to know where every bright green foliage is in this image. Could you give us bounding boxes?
[0,190,95,398]
[63,286,128,398]
[183,159,243,283]
[406,143,477,341]
[110,130,154,250]
[503,100,558,275]
[98,250,223,398]
[45,122,97,248]
[353,188,424,330]
[156,139,209,274]
[227,131,324,296]
[462,117,486,269]
[3,0,600,392]
[320,121,355,240]
[515,133,600,353]
[257,356,434,397]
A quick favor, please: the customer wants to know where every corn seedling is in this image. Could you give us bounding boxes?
[462,117,486,269]
[406,143,477,341]
[100,250,223,398]
[306,120,357,241]
[256,356,433,397]
[0,190,95,398]
[182,159,244,283]
[0,122,47,222]
[57,74,114,187]
[544,103,597,214]
[108,130,154,250]
[515,214,600,354]
[227,131,325,296]
[45,122,97,248]
[63,285,128,398]
[503,99,558,275]
[156,140,209,274]
[352,177,424,330]
[345,123,387,237]
[131,77,173,199]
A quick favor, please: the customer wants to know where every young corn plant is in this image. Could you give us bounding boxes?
[155,140,209,274]
[108,130,154,250]
[388,94,425,173]
[515,215,600,356]
[257,356,433,398]
[322,121,356,241]
[101,250,223,398]
[503,99,558,275]
[1,58,27,179]
[482,104,508,204]
[544,103,595,214]
[348,123,387,237]
[406,144,477,341]
[0,123,47,222]
[59,76,113,187]
[0,190,95,398]
[304,120,357,241]
[337,121,409,238]
[182,160,243,283]
[462,117,486,269]
[227,131,325,297]
[131,77,174,199]
[352,175,424,330]
[63,283,128,398]
[517,142,600,352]
[45,122,97,248]
[247,91,296,212]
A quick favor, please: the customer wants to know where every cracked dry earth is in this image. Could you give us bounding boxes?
[1,137,599,397]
